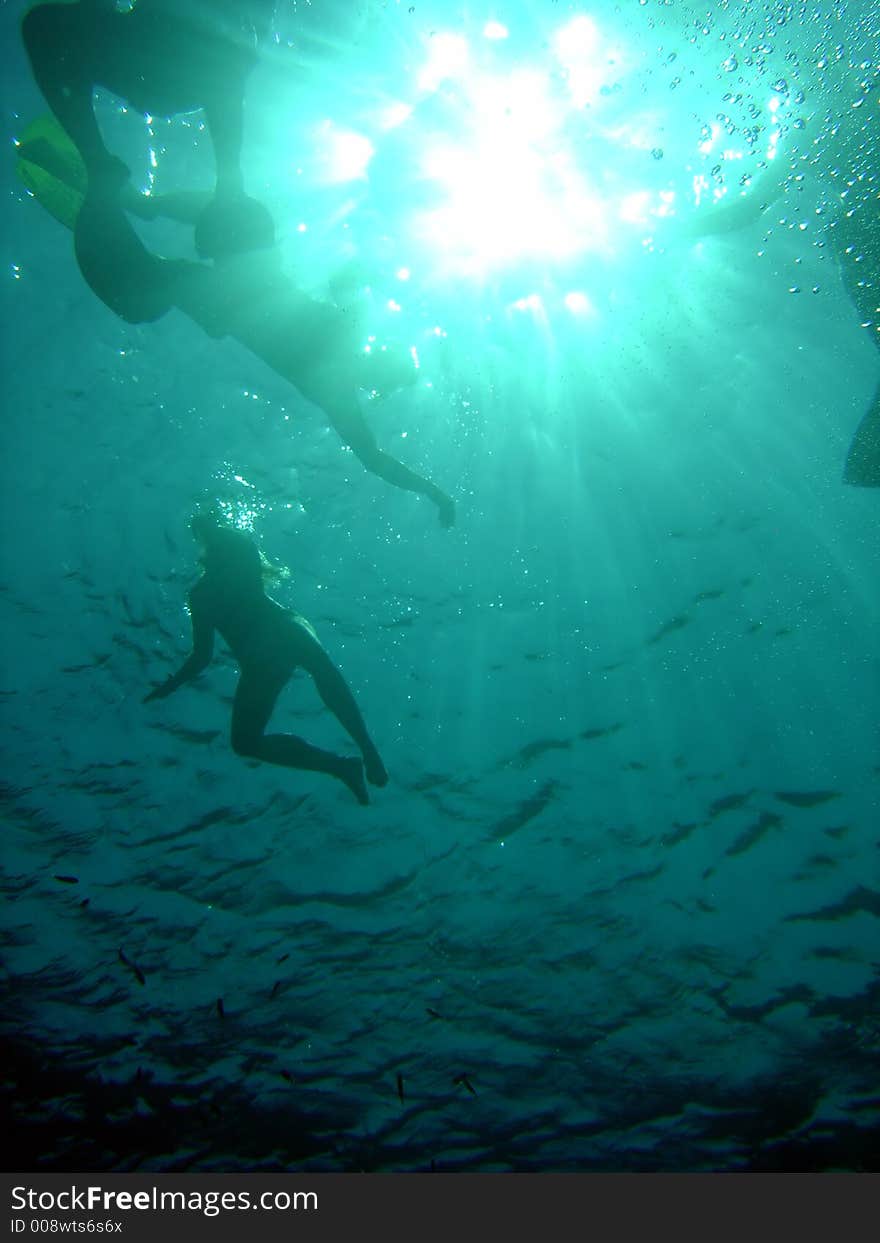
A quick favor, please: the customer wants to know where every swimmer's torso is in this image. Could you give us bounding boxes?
[92,0,268,116]
[189,573,314,673]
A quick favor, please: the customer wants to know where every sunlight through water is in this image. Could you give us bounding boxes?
[296,8,806,288]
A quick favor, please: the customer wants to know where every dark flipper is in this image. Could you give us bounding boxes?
[74,191,175,324]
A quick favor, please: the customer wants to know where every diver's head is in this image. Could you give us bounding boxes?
[190,511,259,579]
[190,511,242,565]
[355,340,419,398]
[190,511,288,586]
[194,194,277,263]
[190,510,224,551]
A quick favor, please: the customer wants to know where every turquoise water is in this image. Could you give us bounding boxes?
[1,0,878,1170]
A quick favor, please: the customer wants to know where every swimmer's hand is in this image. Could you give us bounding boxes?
[426,483,455,527]
[436,492,456,529]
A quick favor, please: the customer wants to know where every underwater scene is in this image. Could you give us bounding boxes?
[1,0,878,1172]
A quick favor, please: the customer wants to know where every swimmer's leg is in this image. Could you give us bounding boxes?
[74,192,189,323]
[323,397,455,527]
[231,668,369,805]
[21,3,122,182]
[298,637,389,788]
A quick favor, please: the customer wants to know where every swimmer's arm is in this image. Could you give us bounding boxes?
[317,384,455,527]
[143,602,215,701]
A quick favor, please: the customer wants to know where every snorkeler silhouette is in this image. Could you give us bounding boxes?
[16,112,455,525]
[788,71,879,485]
[679,70,879,486]
[144,516,389,805]
[21,0,274,252]
[832,147,879,487]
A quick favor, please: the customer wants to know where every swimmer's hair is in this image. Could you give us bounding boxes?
[190,511,290,584]
[190,509,223,541]
[259,552,291,584]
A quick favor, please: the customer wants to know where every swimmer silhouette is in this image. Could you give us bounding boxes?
[144,516,389,805]
[678,72,879,486]
[831,113,880,488]
[22,0,273,249]
[17,114,455,525]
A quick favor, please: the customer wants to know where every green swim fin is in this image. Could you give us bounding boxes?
[15,113,87,232]
[16,112,216,230]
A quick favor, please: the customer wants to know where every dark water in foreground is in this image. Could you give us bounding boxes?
[2,0,878,1170]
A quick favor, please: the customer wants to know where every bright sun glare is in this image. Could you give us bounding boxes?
[306,11,796,292]
[411,17,619,273]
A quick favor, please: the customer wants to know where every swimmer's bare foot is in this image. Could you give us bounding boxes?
[340,756,369,805]
[363,744,388,788]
